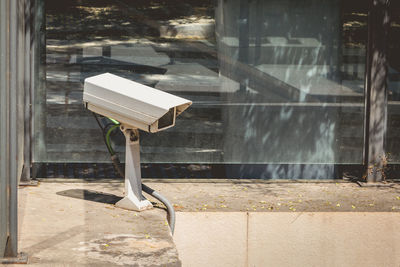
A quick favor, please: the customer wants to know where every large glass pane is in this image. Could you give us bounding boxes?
[35,0,367,169]
[387,2,400,163]
[216,0,367,164]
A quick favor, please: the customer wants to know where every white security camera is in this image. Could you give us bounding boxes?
[83,73,192,211]
[83,72,192,133]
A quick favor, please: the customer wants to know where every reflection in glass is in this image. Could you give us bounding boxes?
[216,0,366,164]
[36,0,367,173]
[387,2,400,163]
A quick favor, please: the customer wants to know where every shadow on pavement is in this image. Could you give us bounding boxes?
[57,189,122,204]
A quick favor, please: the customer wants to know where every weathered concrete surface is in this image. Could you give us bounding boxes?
[150,180,400,266]
[11,182,180,266]
[174,212,400,267]
[13,179,400,267]
[141,179,400,212]
[173,212,247,267]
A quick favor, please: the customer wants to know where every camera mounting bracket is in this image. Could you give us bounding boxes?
[115,125,153,211]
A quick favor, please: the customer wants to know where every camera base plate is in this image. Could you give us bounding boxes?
[116,196,153,211]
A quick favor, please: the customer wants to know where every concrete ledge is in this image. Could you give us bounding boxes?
[36,179,400,212]
[174,212,400,267]
[37,178,356,184]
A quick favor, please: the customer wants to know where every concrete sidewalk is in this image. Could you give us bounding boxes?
[15,182,180,266]
[8,179,400,266]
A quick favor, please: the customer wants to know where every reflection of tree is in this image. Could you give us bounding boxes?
[388,3,400,71]
[366,0,390,182]
[387,4,400,164]
[342,13,368,48]
[216,0,368,176]
[45,0,214,41]
[42,0,398,179]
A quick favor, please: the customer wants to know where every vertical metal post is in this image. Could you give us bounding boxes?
[0,0,10,257]
[21,0,32,183]
[4,0,20,257]
[30,0,37,178]
[365,0,390,182]
[115,127,152,211]
[32,0,47,165]
[1,0,28,262]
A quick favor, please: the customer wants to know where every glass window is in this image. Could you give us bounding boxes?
[387,2,400,163]
[35,0,367,168]
[216,0,367,164]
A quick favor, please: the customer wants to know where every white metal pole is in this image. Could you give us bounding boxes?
[115,127,152,211]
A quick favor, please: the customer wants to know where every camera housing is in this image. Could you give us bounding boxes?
[83,73,192,133]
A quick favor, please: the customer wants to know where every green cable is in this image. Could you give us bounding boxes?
[106,124,120,155]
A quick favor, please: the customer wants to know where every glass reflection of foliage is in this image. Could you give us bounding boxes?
[388,1,400,91]
[342,0,368,48]
[43,0,220,164]
[387,1,400,163]
[41,0,369,174]
[45,0,214,41]
[216,0,367,169]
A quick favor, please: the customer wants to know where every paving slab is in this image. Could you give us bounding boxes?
[248,212,400,267]
[11,182,180,267]
[173,212,247,267]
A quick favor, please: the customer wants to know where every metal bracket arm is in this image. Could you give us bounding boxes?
[115,126,152,211]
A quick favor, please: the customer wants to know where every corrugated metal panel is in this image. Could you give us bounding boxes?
[0,0,28,257]
[17,0,26,182]
[0,0,10,257]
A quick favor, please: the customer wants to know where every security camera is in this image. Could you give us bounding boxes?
[83,72,192,133]
[83,73,192,211]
